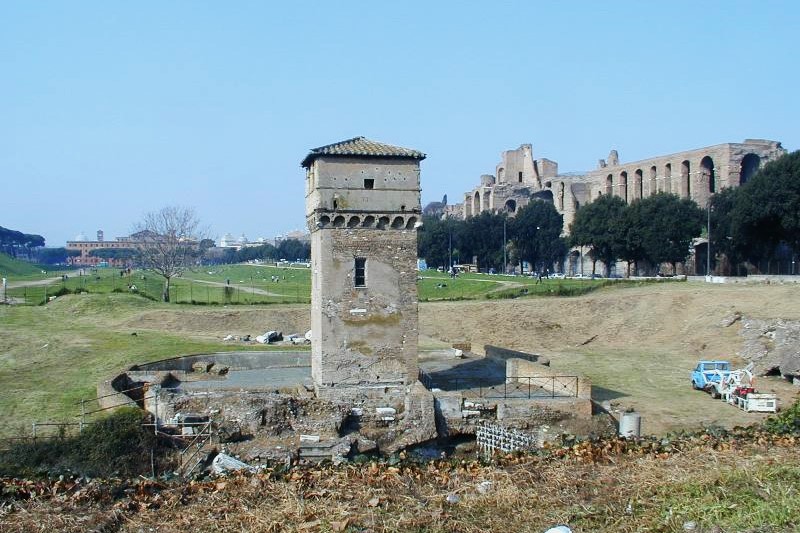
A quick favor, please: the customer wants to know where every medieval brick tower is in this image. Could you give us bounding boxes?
[302,137,425,400]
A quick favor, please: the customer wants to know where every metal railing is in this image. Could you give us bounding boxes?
[176,420,215,478]
[419,369,579,399]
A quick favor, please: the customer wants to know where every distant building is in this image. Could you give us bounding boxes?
[274,229,311,247]
[66,229,200,267]
[66,229,139,267]
[455,140,786,234]
[218,233,271,250]
[448,139,787,275]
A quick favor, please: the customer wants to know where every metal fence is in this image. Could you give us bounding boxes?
[419,370,579,399]
[476,423,537,454]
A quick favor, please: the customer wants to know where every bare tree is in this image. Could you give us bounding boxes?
[135,206,202,302]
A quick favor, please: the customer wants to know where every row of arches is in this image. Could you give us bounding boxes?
[318,214,418,230]
[603,153,761,203]
[468,188,559,218]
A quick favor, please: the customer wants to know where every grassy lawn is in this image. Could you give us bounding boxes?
[418,270,614,300]
[0,253,44,277]
[0,293,304,438]
[6,265,626,305]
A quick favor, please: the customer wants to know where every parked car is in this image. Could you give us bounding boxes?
[691,360,731,398]
[550,272,566,279]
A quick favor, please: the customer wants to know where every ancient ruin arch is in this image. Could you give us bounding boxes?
[319,215,331,227]
[362,215,376,228]
[740,153,761,185]
[649,166,657,195]
[701,156,715,194]
[377,216,390,229]
[332,215,346,228]
[606,174,613,195]
[498,167,505,182]
[347,216,361,228]
[391,216,405,229]
[634,169,643,200]
[681,160,690,198]
[620,171,628,202]
[473,191,481,215]
[405,216,418,229]
[664,163,672,193]
[505,199,517,213]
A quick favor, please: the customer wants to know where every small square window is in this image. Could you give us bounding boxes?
[364,178,374,189]
[354,257,366,287]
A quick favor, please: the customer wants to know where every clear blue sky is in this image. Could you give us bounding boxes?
[2,1,798,246]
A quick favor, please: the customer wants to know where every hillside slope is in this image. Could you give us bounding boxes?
[0,252,42,276]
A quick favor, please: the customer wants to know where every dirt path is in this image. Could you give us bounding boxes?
[183,277,284,297]
[4,273,78,289]
[2,271,83,304]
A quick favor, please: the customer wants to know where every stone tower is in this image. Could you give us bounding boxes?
[302,137,426,401]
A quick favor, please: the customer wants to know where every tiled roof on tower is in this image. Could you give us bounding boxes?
[301,136,426,167]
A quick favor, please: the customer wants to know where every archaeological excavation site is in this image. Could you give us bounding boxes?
[101,138,602,474]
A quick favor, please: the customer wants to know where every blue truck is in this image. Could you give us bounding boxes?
[691,360,731,398]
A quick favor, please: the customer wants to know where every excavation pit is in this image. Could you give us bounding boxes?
[128,350,312,391]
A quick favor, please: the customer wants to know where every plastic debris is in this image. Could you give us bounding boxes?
[477,480,493,494]
[210,453,256,475]
[255,330,283,344]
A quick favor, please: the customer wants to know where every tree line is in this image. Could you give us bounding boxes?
[419,192,708,276]
[708,150,800,275]
[211,238,310,265]
[417,201,568,273]
[0,226,45,259]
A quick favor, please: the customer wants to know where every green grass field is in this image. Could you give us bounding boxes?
[0,253,50,278]
[6,262,635,305]
[0,293,304,438]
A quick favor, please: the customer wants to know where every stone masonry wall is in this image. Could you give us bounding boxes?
[585,140,786,207]
[311,226,418,391]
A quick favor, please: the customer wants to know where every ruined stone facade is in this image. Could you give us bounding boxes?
[459,144,590,233]
[456,139,786,236]
[303,137,426,401]
[586,139,786,208]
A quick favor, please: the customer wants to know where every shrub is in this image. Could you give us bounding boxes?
[0,408,171,478]
[764,400,800,435]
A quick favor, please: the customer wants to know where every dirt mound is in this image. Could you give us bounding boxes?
[124,305,310,340]
[420,282,800,356]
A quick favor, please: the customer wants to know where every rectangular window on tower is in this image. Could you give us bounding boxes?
[364,178,374,189]
[518,171,523,183]
[354,257,366,287]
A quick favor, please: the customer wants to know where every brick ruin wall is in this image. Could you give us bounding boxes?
[311,226,419,402]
